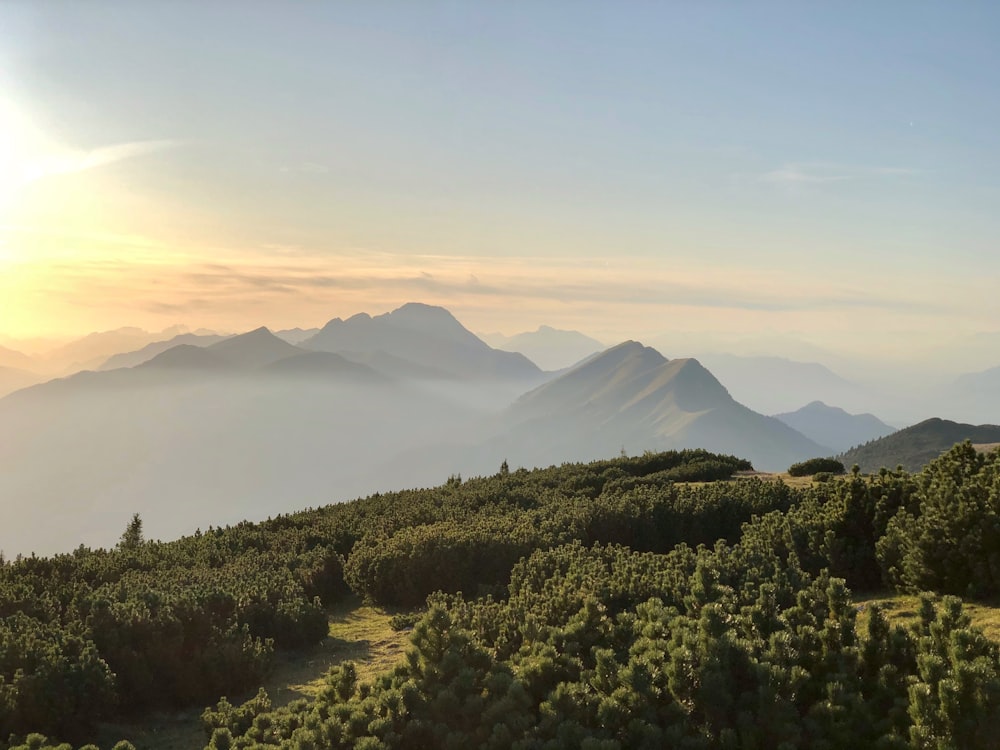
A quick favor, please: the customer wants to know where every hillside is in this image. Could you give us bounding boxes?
[491,341,825,471]
[774,400,896,453]
[303,302,542,380]
[839,417,1000,472]
[0,364,41,398]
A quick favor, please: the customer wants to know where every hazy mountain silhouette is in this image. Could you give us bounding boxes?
[99,333,229,370]
[0,365,41,399]
[0,344,36,372]
[274,327,321,345]
[303,303,542,380]
[485,325,605,371]
[139,344,235,372]
[943,366,1000,424]
[482,341,825,471]
[773,401,896,453]
[260,351,384,382]
[207,327,305,368]
[336,350,455,380]
[838,417,1000,473]
[44,326,191,374]
[696,354,875,415]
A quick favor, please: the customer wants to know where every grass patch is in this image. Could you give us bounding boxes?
[95,596,413,750]
[854,591,1000,643]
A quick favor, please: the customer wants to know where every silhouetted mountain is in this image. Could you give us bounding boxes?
[0,366,41,398]
[337,350,454,380]
[207,327,305,369]
[261,351,384,382]
[486,325,605,371]
[486,341,824,471]
[44,326,189,374]
[944,366,1000,424]
[773,401,895,453]
[140,344,235,372]
[697,354,877,415]
[99,333,229,370]
[274,327,321,345]
[0,345,36,372]
[303,303,542,380]
[838,417,1000,473]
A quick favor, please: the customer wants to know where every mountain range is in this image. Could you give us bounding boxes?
[0,301,934,557]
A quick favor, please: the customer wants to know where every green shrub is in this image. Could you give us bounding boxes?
[788,457,846,476]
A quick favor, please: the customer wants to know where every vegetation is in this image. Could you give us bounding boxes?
[787,457,845,476]
[839,417,1000,473]
[6,443,1000,748]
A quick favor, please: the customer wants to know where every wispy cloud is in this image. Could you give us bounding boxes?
[760,161,921,186]
[24,139,179,182]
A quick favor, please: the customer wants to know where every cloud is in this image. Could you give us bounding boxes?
[24,139,179,182]
[760,162,920,186]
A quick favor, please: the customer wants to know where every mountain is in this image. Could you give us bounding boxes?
[773,401,896,453]
[99,333,229,370]
[206,327,305,369]
[274,327,320,345]
[481,341,825,472]
[260,351,384,382]
[0,345,36,371]
[303,303,542,380]
[838,417,1000,473]
[486,326,605,371]
[43,326,190,373]
[943,366,1000,424]
[0,366,42,399]
[139,344,235,372]
[695,354,880,416]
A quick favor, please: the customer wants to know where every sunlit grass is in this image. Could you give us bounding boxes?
[96,597,413,750]
[854,591,1000,644]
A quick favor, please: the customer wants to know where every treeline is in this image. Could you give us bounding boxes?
[0,449,754,746]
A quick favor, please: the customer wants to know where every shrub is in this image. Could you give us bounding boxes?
[788,457,846,476]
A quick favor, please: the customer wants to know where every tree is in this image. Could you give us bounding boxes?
[118,513,144,551]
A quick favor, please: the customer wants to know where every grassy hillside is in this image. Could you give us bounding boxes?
[839,416,1000,472]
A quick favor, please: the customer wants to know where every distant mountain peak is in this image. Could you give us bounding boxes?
[302,303,541,380]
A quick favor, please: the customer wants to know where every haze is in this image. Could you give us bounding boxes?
[1,4,1000,555]
[1,3,998,373]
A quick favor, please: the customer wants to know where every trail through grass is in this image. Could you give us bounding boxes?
[96,597,412,750]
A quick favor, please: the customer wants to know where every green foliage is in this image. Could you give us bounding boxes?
[11,444,1000,748]
[789,457,847,476]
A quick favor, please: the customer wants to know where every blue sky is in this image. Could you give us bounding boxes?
[0,2,998,372]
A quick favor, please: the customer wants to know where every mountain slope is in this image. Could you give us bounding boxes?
[303,303,542,380]
[774,401,896,453]
[99,333,229,370]
[207,327,305,368]
[491,341,824,471]
[839,418,1000,472]
[0,366,41,399]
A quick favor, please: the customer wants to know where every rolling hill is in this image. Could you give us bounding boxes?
[838,417,1000,473]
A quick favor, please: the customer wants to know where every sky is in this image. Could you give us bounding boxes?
[0,2,998,372]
